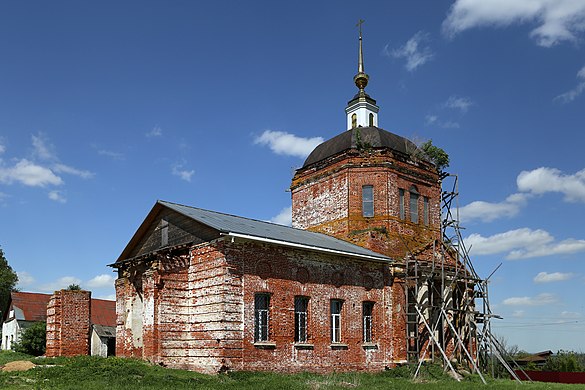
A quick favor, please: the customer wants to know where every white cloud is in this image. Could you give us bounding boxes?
[465,227,585,259]
[534,271,575,283]
[32,133,56,161]
[48,190,67,203]
[0,159,63,187]
[146,126,162,138]
[270,206,292,226]
[0,140,5,155]
[255,130,324,159]
[554,65,585,103]
[512,310,525,318]
[95,293,116,301]
[443,96,474,113]
[86,274,116,289]
[53,163,94,179]
[386,31,434,72]
[443,0,585,47]
[172,165,195,182]
[16,271,35,288]
[97,149,124,160]
[503,293,558,306]
[459,193,528,223]
[517,167,585,202]
[39,276,82,292]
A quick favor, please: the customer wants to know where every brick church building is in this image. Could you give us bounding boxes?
[111,29,474,374]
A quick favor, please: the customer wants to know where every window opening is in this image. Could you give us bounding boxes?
[409,185,419,223]
[254,294,270,342]
[330,300,343,343]
[369,113,374,126]
[423,196,429,226]
[294,296,309,343]
[363,301,374,343]
[351,113,357,128]
[362,185,374,217]
[399,189,405,220]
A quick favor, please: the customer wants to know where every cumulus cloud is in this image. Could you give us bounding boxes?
[385,31,434,72]
[460,193,528,223]
[48,190,67,203]
[517,167,585,202]
[443,0,585,47]
[0,159,63,187]
[97,149,124,160]
[39,276,82,292]
[146,126,162,138]
[443,96,474,113]
[86,274,116,289]
[53,163,94,179]
[534,271,575,283]
[554,65,585,103]
[255,130,324,159]
[465,228,585,259]
[503,293,558,306]
[172,164,195,182]
[270,206,292,226]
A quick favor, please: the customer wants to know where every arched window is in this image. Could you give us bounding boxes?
[369,113,374,127]
[351,113,357,128]
[409,185,419,223]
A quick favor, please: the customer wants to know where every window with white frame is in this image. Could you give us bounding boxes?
[294,296,309,343]
[363,301,374,343]
[330,299,343,343]
[254,293,270,342]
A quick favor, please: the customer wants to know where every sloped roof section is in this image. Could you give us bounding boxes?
[93,324,116,338]
[158,200,392,263]
[9,292,51,322]
[91,299,116,327]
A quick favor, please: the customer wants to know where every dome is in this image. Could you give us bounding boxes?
[302,126,421,168]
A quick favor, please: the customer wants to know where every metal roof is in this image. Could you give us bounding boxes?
[92,324,116,338]
[302,126,426,168]
[159,200,392,263]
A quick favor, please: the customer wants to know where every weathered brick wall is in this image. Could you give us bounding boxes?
[291,150,441,261]
[45,290,91,357]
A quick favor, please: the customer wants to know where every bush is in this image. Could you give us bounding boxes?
[542,350,585,372]
[13,321,46,356]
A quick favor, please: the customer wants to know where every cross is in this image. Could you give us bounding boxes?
[356,19,365,37]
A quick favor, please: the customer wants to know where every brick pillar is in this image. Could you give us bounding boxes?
[45,290,91,356]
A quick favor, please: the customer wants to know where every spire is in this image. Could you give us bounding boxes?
[354,19,369,92]
[346,20,379,130]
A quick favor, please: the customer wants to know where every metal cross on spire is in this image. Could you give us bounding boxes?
[357,19,365,74]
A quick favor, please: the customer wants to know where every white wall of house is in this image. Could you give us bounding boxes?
[90,329,108,357]
[1,318,20,350]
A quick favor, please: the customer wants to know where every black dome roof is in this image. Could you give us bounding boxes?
[302,126,420,168]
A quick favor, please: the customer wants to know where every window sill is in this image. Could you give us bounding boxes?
[253,342,276,349]
[294,343,314,350]
[362,342,378,350]
[330,343,348,350]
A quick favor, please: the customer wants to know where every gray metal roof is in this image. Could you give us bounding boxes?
[93,324,116,338]
[159,200,392,263]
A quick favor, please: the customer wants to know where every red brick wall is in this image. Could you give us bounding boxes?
[45,290,91,357]
[291,150,441,260]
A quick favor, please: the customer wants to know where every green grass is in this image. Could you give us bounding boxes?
[1,351,584,389]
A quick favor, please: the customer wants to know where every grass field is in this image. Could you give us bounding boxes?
[1,351,584,389]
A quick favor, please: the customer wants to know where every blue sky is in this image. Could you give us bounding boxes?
[1,1,584,353]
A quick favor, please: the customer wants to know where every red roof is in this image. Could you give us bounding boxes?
[91,298,116,327]
[8,292,51,322]
[3,292,116,327]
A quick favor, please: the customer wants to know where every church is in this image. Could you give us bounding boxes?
[110,27,476,374]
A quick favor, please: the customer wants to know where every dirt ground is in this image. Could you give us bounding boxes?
[1,360,36,372]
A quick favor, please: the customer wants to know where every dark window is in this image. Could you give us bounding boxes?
[362,185,374,217]
[399,189,405,220]
[409,185,419,223]
[294,296,309,343]
[423,197,429,226]
[254,294,270,342]
[351,113,357,128]
[330,299,343,343]
[369,113,374,126]
[363,302,374,343]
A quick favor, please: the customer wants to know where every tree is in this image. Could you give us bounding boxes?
[0,246,18,319]
[420,140,450,173]
[66,284,81,291]
[543,350,585,372]
[13,321,46,356]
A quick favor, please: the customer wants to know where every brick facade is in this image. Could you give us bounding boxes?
[46,290,91,357]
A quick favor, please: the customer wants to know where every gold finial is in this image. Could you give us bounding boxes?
[354,19,369,92]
